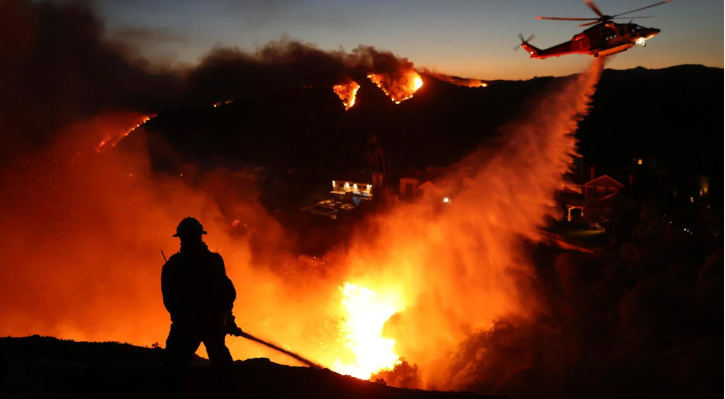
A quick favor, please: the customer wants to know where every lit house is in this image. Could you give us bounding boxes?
[559,168,627,222]
[331,180,373,205]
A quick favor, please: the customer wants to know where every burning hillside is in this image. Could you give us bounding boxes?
[2,1,722,399]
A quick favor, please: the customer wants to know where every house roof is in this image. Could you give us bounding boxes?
[585,174,625,188]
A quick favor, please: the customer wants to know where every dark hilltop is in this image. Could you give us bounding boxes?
[0,335,497,399]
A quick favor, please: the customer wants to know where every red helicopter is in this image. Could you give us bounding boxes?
[518,1,672,59]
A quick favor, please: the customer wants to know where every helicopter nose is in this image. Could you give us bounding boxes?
[646,28,661,39]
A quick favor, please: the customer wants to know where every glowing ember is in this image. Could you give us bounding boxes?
[333,282,403,379]
[367,70,423,104]
[213,100,234,108]
[333,81,360,110]
[95,115,156,152]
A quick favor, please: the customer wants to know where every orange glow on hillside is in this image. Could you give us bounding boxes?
[423,71,487,88]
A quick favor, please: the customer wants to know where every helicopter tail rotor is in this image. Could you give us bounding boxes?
[514,33,536,51]
[515,34,541,57]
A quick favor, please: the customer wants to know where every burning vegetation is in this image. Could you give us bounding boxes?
[332,81,360,110]
[332,282,405,378]
[368,70,424,103]
[95,115,156,152]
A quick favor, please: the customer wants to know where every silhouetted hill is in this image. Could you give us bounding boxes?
[0,336,498,399]
[581,64,722,174]
[135,64,722,203]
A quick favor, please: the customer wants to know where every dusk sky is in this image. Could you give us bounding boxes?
[98,0,723,80]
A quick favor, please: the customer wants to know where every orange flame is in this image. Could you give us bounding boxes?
[332,81,360,110]
[332,282,405,378]
[368,70,423,104]
[95,114,156,152]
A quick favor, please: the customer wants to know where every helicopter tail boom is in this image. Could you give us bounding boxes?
[519,41,542,58]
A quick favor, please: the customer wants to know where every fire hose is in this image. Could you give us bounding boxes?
[229,328,323,370]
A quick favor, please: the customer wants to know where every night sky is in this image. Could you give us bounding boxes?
[97,0,723,80]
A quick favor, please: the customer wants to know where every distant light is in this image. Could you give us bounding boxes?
[690,197,694,203]
[180,173,183,177]
[637,159,643,165]
[443,197,450,203]
[332,180,336,187]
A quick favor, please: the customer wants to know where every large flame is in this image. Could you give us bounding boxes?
[332,81,360,110]
[332,282,405,379]
[368,70,423,104]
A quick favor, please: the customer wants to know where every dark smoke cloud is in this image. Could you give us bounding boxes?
[1,0,418,157]
[0,0,183,158]
[187,39,415,104]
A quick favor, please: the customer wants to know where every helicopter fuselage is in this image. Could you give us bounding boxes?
[520,22,661,59]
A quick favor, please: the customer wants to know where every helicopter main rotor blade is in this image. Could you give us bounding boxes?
[613,0,672,18]
[611,16,655,19]
[578,20,601,27]
[584,1,605,17]
[536,16,598,21]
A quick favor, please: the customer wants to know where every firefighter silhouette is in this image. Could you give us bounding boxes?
[161,217,238,394]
